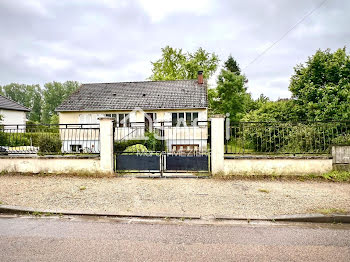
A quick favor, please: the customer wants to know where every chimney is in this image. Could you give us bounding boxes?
[197,70,203,84]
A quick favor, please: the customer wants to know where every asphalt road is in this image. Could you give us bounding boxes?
[0,216,349,262]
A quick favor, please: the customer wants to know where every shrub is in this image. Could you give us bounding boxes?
[38,135,62,153]
[114,139,145,152]
[144,132,166,151]
[0,131,31,147]
[124,144,148,153]
[233,122,348,154]
[333,134,350,145]
[114,132,166,152]
[280,124,334,154]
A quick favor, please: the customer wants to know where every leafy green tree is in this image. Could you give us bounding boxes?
[289,47,350,121]
[149,46,219,80]
[242,99,300,122]
[209,56,253,121]
[216,71,252,122]
[0,83,42,122]
[224,55,241,75]
[248,94,270,112]
[207,88,221,115]
[42,81,79,123]
[49,114,59,125]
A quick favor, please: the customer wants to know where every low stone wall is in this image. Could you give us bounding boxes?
[224,155,333,175]
[0,155,101,173]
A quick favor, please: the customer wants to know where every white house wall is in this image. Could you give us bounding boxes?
[59,109,207,124]
[0,109,27,126]
[59,109,208,152]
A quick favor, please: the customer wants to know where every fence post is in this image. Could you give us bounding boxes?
[211,115,225,174]
[99,117,114,172]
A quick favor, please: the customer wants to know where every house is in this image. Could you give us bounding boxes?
[0,94,30,127]
[56,72,208,153]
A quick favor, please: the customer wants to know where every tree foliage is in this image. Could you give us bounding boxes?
[209,55,253,121]
[42,81,79,123]
[149,46,219,80]
[0,83,42,122]
[289,47,350,121]
[224,55,241,75]
[0,81,79,124]
[216,71,252,122]
[242,99,300,122]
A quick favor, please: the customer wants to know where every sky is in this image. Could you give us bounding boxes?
[0,0,349,100]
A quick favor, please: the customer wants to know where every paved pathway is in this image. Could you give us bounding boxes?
[0,216,349,261]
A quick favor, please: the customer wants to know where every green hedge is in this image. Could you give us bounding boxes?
[38,135,62,153]
[228,122,350,154]
[0,131,60,148]
[114,132,166,152]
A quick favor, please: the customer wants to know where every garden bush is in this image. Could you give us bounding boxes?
[114,132,166,152]
[114,139,145,152]
[229,122,349,154]
[124,144,148,153]
[38,135,62,153]
[332,134,350,145]
[144,132,166,151]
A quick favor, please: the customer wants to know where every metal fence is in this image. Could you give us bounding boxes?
[113,121,210,173]
[114,121,210,154]
[0,124,100,154]
[225,121,350,155]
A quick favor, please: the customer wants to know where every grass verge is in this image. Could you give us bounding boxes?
[213,170,350,183]
[0,170,115,178]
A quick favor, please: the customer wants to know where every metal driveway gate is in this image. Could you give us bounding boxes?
[163,153,209,172]
[114,120,210,174]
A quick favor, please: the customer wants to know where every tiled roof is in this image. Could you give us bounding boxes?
[0,94,30,112]
[56,80,208,112]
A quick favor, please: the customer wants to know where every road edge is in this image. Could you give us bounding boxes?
[1,204,349,223]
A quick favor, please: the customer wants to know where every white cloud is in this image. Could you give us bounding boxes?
[137,0,212,22]
[0,0,349,100]
[26,56,71,70]
[3,0,50,17]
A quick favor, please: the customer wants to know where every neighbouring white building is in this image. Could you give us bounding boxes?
[0,94,30,127]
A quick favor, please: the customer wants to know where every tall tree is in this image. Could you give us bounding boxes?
[149,46,219,80]
[224,55,241,75]
[289,47,350,121]
[216,71,251,122]
[209,56,252,121]
[0,83,42,122]
[42,81,79,123]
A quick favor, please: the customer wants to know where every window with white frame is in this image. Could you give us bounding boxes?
[78,114,100,124]
[105,113,130,127]
[79,114,91,124]
[172,112,199,127]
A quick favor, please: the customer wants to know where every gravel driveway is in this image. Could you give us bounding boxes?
[0,175,349,218]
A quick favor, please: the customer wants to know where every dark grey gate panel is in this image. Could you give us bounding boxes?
[166,155,208,171]
[116,154,160,171]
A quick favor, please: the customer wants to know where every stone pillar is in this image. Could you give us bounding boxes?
[332,145,350,171]
[99,117,114,172]
[211,115,225,174]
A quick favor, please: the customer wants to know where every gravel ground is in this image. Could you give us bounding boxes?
[0,175,349,218]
